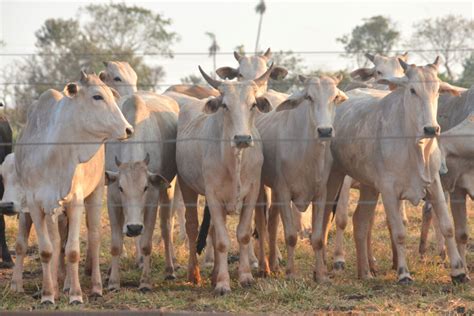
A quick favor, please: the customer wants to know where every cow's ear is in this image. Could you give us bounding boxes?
[105,171,118,185]
[270,66,288,80]
[376,76,408,88]
[203,97,221,114]
[350,68,375,81]
[64,83,80,97]
[99,71,109,82]
[275,96,301,112]
[439,81,464,96]
[148,172,171,189]
[216,67,239,80]
[109,87,121,100]
[256,97,272,113]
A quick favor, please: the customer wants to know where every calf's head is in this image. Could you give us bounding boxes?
[0,154,26,215]
[64,71,134,141]
[351,52,408,85]
[199,65,273,149]
[275,75,348,139]
[105,154,170,237]
[99,61,138,97]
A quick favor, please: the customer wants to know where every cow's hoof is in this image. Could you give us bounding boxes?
[40,299,54,306]
[452,273,469,285]
[214,285,231,296]
[239,273,254,287]
[0,261,14,269]
[313,271,331,284]
[107,283,120,292]
[89,292,102,301]
[70,300,83,306]
[398,276,414,285]
[333,261,345,271]
[165,274,176,281]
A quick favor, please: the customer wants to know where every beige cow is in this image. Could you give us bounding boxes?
[175,65,272,295]
[104,92,179,291]
[15,72,133,304]
[313,58,467,284]
[254,75,348,277]
[99,61,138,97]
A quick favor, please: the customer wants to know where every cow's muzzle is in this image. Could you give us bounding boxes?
[233,135,253,149]
[0,202,16,216]
[317,127,333,139]
[423,126,440,137]
[126,224,143,237]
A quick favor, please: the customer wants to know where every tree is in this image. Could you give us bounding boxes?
[254,0,266,54]
[458,54,474,88]
[180,74,204,85]
[5,3,178,125]
[409,15,474,80]
[337,16,400,66]
[205,32,220,78]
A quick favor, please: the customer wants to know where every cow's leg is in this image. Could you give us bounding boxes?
[45,215,61,299]
[386,216,398,271]
[427,175,467,282]
[255,184,270,277]
[29,206,55,304]
[179,177,200,284]
[210,225,218,286]
[419,202,433,258]
[312,169,344,283]
[268,195,280,273]
[171,180,187,243]
[204,226,215,267]
[11,213,32,292]
[432,210,446,259]
[450,187,468,272]
[65,198,85,304]
[107,185,124,291]
[367,202,378,275]
[0,214,12,266]
[159,186,176,280]
[248,233,259,269]
[84,185,104,298]
[353,185,378,280]
[58,215,69,293]
[333,176,352,271]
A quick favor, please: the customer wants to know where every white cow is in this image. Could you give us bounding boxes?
[175,65,272,294]
[15,72,133,304]
[313,58,467,284]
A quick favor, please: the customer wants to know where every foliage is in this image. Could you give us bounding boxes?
[457,54,474,88]
[180,74,204,85]
[337,16,400,67]
[408,15,474,80]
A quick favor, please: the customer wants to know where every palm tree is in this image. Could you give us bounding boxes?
[205,32,220,78]
[254,0,266,55]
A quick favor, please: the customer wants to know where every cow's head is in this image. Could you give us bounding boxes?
[377,57,461,139]
[351,52,408,85]
[199,65,272,149]
[99,61,138,97]
[0,154,26,215]
[275,75,347,139]
[216,48,288,87]
[105,154,170,237]
[64,71,133,141]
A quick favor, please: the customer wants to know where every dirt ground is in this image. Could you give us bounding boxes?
[1,190,473,313]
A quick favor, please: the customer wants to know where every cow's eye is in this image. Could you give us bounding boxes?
[333,95,339,103]
[377,71,383,76]
[305,95,313,102]
[144,186,148,192]
[118,186,123,192]
[93,95,104,101]
[221,104,228,110]
[410,88,416,95]
[114,77,122,82]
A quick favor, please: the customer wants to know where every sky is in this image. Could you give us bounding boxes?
[0,0,473,90]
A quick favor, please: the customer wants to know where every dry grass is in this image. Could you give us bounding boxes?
[1,190,473,313]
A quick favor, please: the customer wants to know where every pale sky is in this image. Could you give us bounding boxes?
[0,0,473,90]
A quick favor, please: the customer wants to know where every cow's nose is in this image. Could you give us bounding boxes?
[234,135,253,148]
[126,224,143,237]
[0,202,16,216]
[317,127,333,138]
[423,126,440,137]
[125,127,134,138]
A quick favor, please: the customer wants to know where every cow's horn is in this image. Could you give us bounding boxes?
[234,51,243,62]
[198,66,221,89]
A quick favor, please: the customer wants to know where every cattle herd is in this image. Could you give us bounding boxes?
[0,48,473,305]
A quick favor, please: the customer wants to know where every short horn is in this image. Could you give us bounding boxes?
[198,66,221,90]
[254,62,274,88]
[80,70,88,83]
[262,48,272,60]
[398,58,409,72]
[234,51,243,62]
[432,56,441,69]
[115,156,122,167]
[365,53,375,63]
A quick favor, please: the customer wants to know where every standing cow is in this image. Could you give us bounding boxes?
[254,75,348,277]
[312,58,467,284]
[15,72,133,304]
[176,65,272,294]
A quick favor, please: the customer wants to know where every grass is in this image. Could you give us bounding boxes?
[1,190,473,313]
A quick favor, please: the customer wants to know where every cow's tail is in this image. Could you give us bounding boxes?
[331,185,342,222]
[196,202,211,255]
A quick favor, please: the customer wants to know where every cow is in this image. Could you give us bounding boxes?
[175,65,273,295]
[99,61,138,97]
[0,113,13,268]
[418,88,473,268]
[312,58,467,284]
[15,72,133,304]
[104,91,179,291]
[253,75,348,278]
